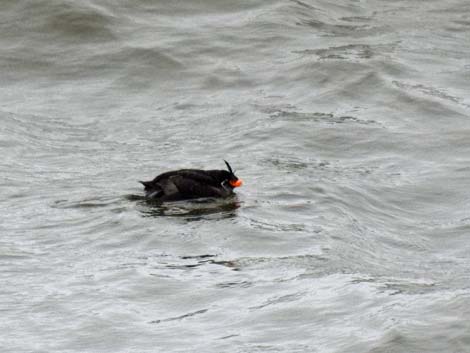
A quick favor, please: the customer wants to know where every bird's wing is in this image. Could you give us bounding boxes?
[168,175,225,198]
[158,177,180,196]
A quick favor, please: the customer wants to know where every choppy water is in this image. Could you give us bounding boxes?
[2,0,470,352]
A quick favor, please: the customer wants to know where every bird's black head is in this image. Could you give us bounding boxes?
[215,160,243,189]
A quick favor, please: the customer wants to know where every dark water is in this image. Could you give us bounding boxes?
[2,0,470,352]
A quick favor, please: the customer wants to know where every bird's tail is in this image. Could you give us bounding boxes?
[139,180,153,190]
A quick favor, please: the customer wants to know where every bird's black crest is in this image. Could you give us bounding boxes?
[224,160,234,174]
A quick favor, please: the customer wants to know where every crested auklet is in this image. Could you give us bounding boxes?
[140,160,243,201]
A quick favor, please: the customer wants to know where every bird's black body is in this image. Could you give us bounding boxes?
[140,161,242,202]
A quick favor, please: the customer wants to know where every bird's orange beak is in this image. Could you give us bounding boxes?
[229,179,243,188]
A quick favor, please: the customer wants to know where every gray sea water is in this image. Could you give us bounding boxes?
[2,0,470,352]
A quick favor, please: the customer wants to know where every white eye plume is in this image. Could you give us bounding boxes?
[221,180,232,191]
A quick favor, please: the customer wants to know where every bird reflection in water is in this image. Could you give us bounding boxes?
[133,195,241,221]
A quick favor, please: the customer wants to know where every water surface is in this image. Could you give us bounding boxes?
[1,0,470,352]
